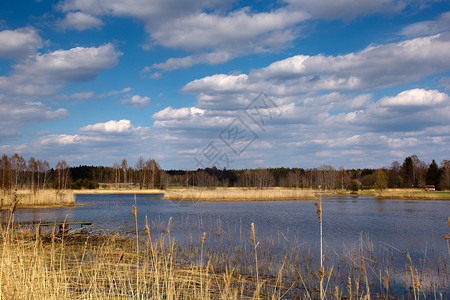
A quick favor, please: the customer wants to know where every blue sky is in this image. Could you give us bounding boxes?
[1,0,450,170]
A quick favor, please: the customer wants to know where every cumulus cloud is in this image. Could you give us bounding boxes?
[149,9,307,50]
[182,33,450,103]
[377,89,449,108]
[120,95,150,107]
[285,0,406,19]
[0,119,154,165]
[330,89,450,132]
[0,100,68,143]
[58,11,103,30]
[57,0,308,70]
[147,51,232,72]
[401,11,450,37]
[13,43,122,82]
[183,74,250,94]
[80,119,135,134]
[148,85,450,168]
[54,0,434,72]
[0,27,42,59]
[0,42,123,148]
[144,8,306,71]
[0,43,122,98]
[153,107,205,120]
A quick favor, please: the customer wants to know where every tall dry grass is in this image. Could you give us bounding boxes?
[164,187,316,201]
[321,188,450,200]
[0,189,75,209]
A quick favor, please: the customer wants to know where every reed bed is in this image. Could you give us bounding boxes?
[321,188,450,200]
[1,208,448,299]
[164,187,316,201]
[0,189,75,209]
[72,189,165,195]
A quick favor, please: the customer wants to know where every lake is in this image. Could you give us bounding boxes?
[7,194,449,297]
[10,194,448,254]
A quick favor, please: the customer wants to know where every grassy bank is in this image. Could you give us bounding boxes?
[72,189,164,195]
[3,187,447,210]
[164,187,316,201]
[320,188,450,200]
[164,187,450,201]
[0,190,75,210]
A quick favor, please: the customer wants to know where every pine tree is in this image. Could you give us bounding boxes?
[425,159,439,187]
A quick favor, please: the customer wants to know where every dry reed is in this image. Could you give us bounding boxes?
[0,189,75,209]
[164,187,316,201]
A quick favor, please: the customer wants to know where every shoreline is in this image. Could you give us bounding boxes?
[2,188,448,210]
[72,189,165,195]
[163,187,450,201]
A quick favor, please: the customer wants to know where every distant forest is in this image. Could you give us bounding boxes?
[1,154,449,191]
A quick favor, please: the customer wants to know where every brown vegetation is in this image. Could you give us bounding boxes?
[164,187,316,201]
[0,189,75,210]
[320,188,450,200]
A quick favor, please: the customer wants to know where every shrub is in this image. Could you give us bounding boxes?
[71,178,99,189]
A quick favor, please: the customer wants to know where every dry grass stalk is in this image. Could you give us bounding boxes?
[315,195,324,300]
[164,187,316,201]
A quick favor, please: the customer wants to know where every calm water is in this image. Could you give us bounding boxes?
[10,194,449,255]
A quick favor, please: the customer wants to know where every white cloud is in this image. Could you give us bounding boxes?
[99,87,132,97]
[256,33,450,90]
[0,99,68,143]
[285,0,406,19]
[183,74,250,93]
[148,51,232,72]
[13,43,122,82]
[56,0,308,70]
[401,11,450,37]
[153,107,205,120]
[330,88,450,132]
[150,9,307,50]
[0,119,154,166]
[0,27,42,59]
[121,95,151,107]
[80,119,135,134]
[0,43,123,146]
[183,33,450,102]
[378,89,449,108]
[58,11,103,31]
[146,85,450,169]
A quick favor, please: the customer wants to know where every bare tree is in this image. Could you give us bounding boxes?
[56,160,71,190]
[1,154,12,193]
[42,160,51,189]
[28,157,38,193]
[121,159,128,184]
[316,165,336,190]
[440,160,450,190]
[113,162,120,188]
[144,159,161,188]
[135,156,145,189]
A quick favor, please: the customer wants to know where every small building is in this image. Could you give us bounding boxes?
[423,185,435,191]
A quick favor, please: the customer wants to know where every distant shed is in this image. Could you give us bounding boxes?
[424,185,435,191]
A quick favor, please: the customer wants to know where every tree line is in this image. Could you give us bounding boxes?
[1,153,449,191]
